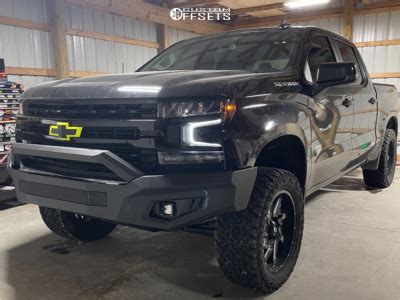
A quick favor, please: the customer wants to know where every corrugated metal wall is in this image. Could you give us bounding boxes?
[65,4,158,73]
[0,0,54,87]
[294,17,343,36]
[354,11,400,88]
[0,0,160,88]
[168,28,199,46]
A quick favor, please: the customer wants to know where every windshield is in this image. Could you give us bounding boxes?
[140,29,303,73]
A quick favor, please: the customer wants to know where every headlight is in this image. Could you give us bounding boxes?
[158,100,223,118]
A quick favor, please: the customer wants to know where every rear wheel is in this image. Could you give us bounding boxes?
[363,129,397,188]
[39,207,117,241]
[215,168,304,294]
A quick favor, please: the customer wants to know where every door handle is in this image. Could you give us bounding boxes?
[368,98,376,105]
[342,98,352,107]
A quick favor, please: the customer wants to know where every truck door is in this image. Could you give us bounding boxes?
[334,40,378,161]
[306,35,355,186]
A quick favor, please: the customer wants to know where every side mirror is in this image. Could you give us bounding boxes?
[316,62,356,86]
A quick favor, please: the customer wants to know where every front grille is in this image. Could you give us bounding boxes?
[21,156,119,181]
[27,140,157,174]
[18,123,142,140]
[24,100,156,120]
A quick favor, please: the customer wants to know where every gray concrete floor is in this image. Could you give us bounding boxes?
[0,168,399,300]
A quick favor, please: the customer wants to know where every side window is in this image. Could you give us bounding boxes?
[306,35,336,83]
[336,40,362,84]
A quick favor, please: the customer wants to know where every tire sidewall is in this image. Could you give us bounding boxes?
[259,177,304,284]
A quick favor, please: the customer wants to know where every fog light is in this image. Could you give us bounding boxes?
[160,202,176,217]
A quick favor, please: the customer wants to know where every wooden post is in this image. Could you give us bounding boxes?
[344,0,354,41]
[157,24,169,53]
[49,0,70,79]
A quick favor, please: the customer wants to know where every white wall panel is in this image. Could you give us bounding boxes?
[293,17,343,36]
[7,75,55,88]
[65,4,158,74]
[65,5,157,42]
[354,11,400,90]
[0,0,48,23]
[168,28,199,46]
[0,0,53,88]
[0,24,53,69]
[66,36,157,73]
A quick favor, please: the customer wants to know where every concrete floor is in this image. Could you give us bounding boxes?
[0,168,399,300]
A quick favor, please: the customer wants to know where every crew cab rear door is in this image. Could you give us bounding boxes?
[305,34,355,186]
[333,39,378,160]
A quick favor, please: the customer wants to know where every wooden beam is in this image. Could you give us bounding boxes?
[355,39,400,47]
[6,66,105,78]
[69,70,107,78]
[233,3,285,15]
[233,8,343,28]
[67,28,159,48]
[0,16,50,31]
[169,0,223,8]
[49,0,70,79]
[66,0,228,35]
[343,0,354,41]
[354,0,400,14]
[157,24,169,52]
[370,72,400,79]
[5,67,56,77]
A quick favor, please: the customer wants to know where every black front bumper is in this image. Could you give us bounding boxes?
[8,143,257,231]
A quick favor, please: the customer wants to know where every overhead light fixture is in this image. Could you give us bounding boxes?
[284,0,330,8]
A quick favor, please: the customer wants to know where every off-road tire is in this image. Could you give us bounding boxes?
[39,207,117,241]
[215,168,304,294]
[363,129,397,188]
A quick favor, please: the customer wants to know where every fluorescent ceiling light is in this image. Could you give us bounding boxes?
[284,0,330,8]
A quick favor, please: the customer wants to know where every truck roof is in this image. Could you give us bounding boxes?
[183,25,352,47]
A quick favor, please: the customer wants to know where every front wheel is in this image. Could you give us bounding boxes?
[39,207,117,241]
[215,168,304,294]
[363,129,397,188]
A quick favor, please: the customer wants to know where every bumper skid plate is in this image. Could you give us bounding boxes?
[8,143,257,230]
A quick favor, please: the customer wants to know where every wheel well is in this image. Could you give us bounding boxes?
[386,117,398,136]
[255,136,307,190]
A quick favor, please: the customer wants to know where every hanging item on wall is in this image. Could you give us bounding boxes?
[0,59,6,83]
[0,58,23,184]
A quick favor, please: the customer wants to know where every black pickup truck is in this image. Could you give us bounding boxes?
[8,25,398,293]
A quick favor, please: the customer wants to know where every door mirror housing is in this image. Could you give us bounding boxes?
[316,62,356,86]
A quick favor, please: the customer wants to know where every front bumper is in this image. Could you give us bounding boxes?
[7,143,257,231]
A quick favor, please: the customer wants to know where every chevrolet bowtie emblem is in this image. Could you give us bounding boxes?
[49,122,82,141]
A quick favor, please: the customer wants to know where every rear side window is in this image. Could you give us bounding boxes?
[336,40,362,84]
[306,35,336,83]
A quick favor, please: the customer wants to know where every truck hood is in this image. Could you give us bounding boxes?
[23,70,270,100]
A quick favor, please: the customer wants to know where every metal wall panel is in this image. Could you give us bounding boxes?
[354,11,400,90]
[7,75,54,88]
[293,17,343,36]
[168,28,199,46]
[0,0,54,88]
[0,0,48,23]
[65,5,157,42]
[65,4,158,74]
